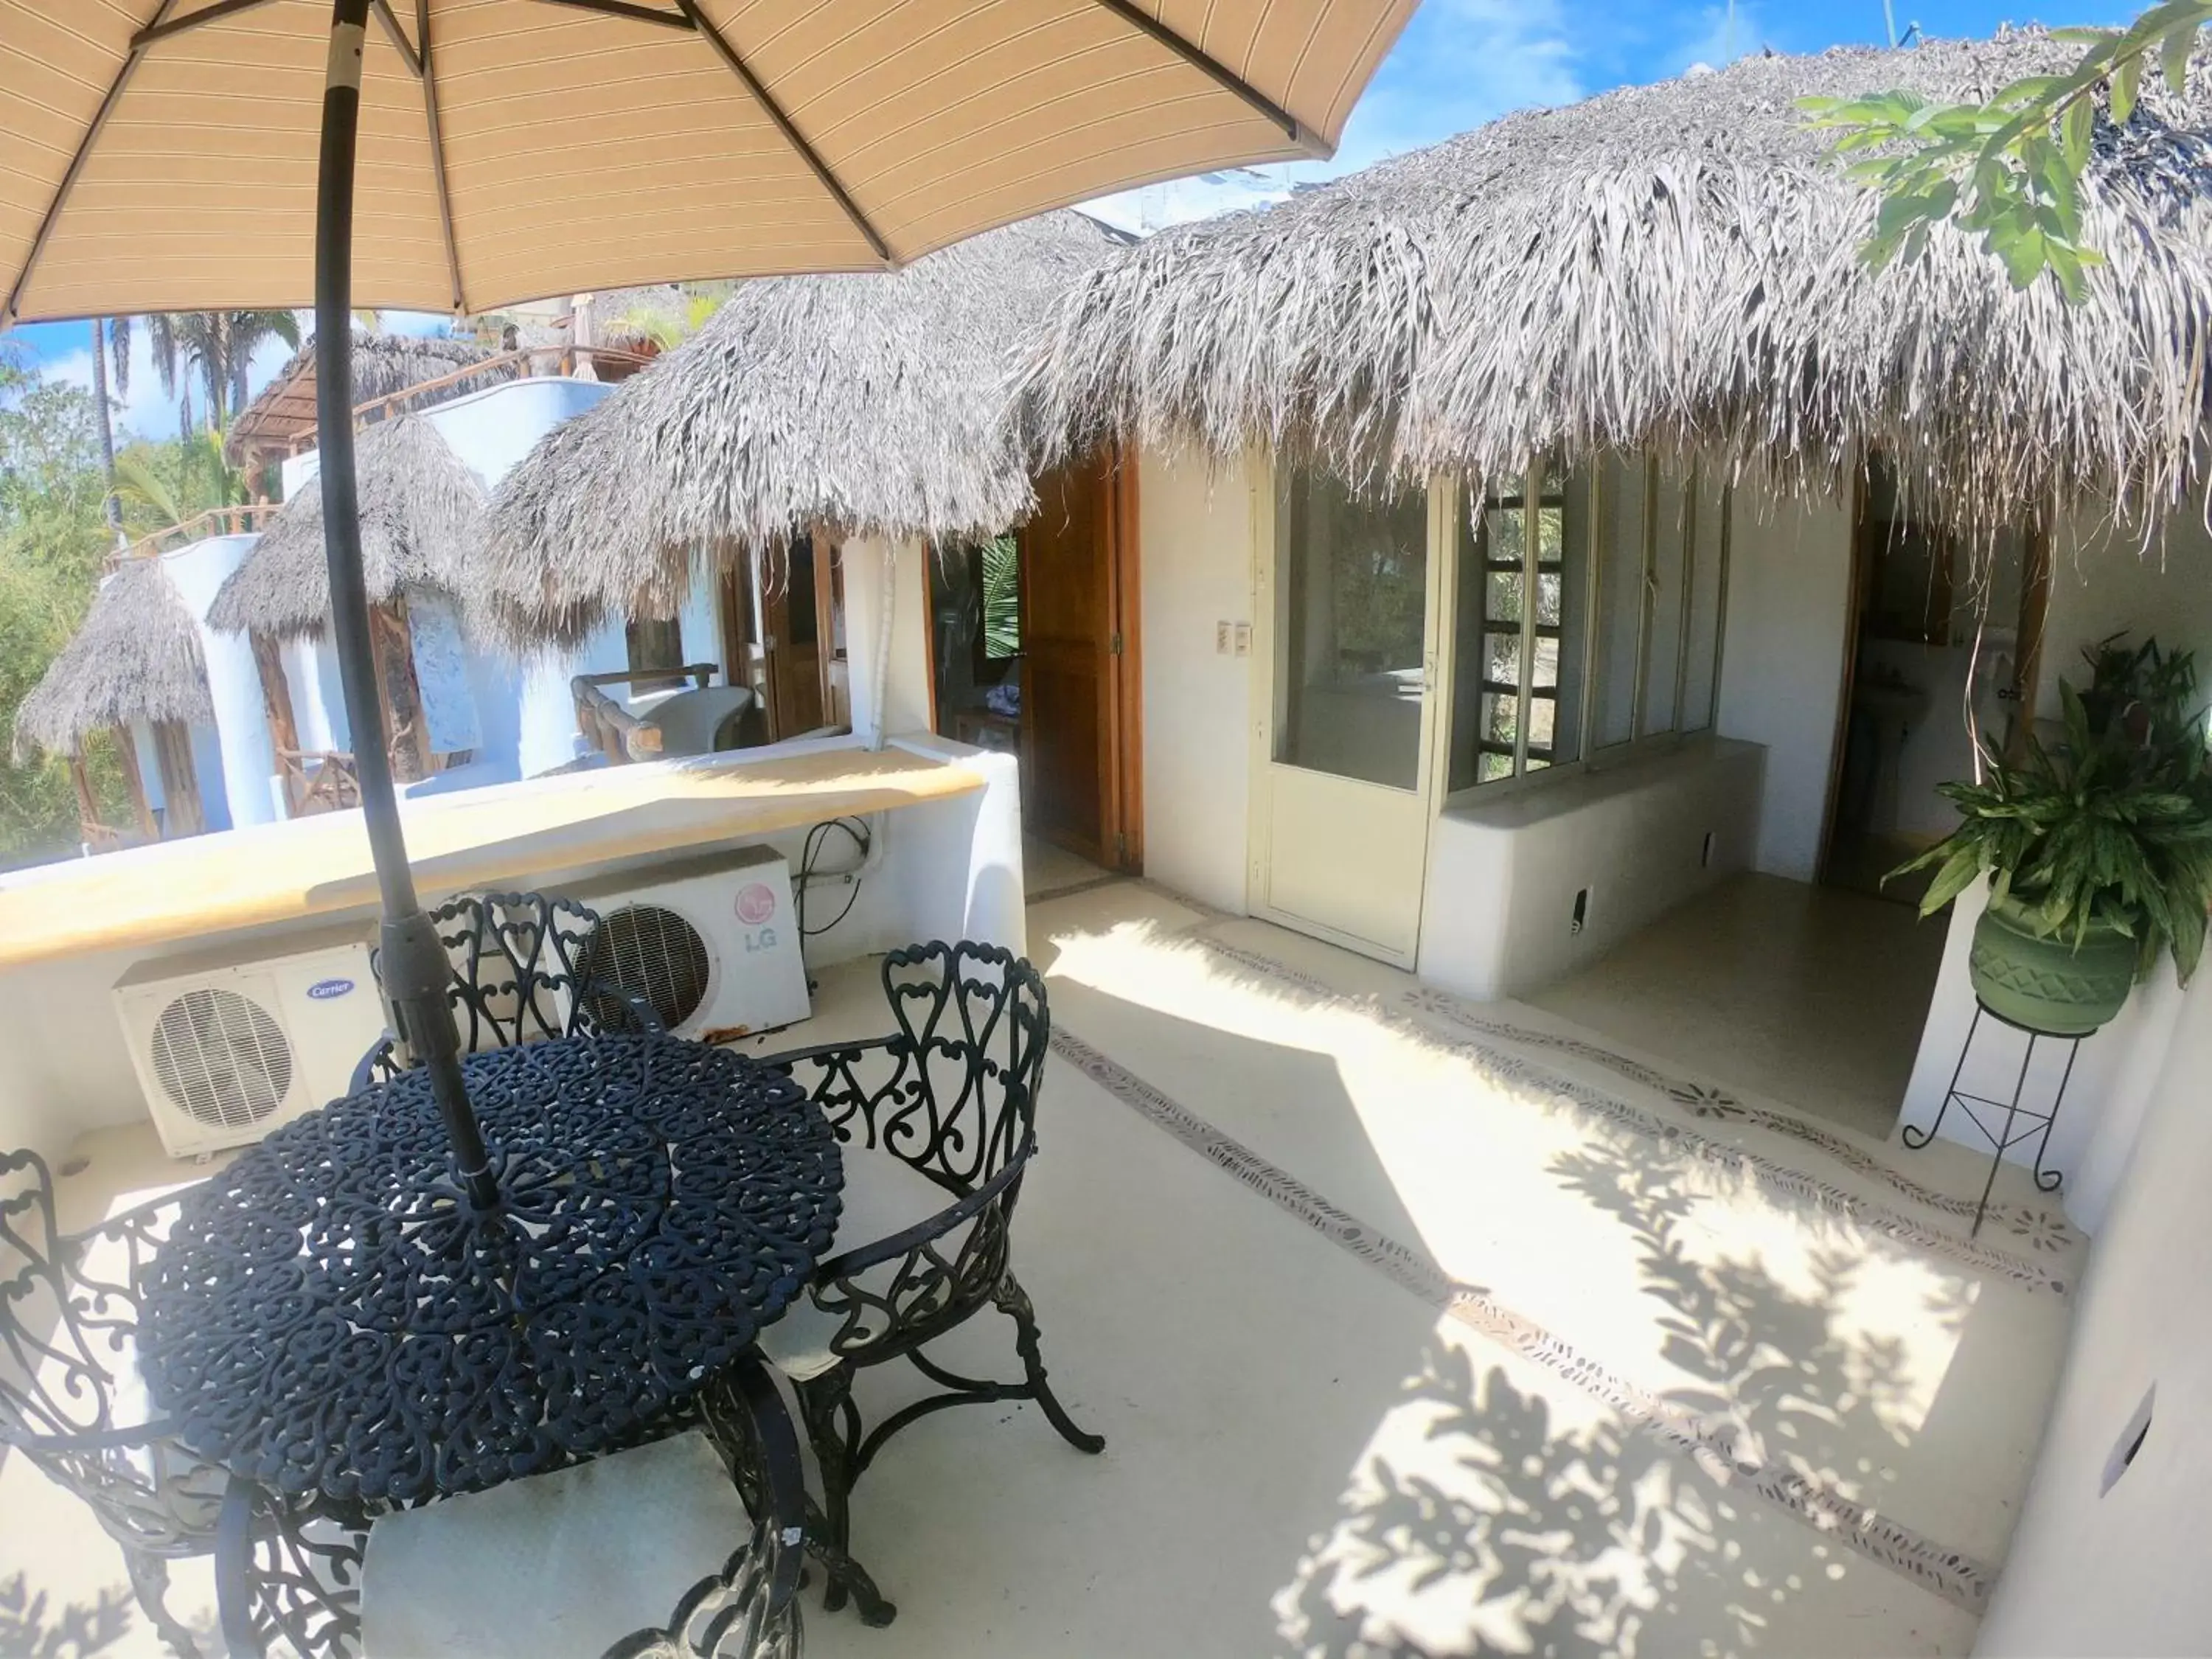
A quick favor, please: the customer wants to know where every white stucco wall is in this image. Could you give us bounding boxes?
[841,535,933,748]
[1972,963,2212,1656]
[1417,739,1763,1001]
[1136,446,1255,914]
[1715,487,1857,881]
[160,533,271,830]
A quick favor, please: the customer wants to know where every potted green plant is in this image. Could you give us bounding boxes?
[1894,636,2212,1036]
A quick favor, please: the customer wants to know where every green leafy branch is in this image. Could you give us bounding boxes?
[1801,2,2212,297]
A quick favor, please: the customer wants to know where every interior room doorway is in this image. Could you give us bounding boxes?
[1818,463,2048,902]
[927,448,1142,876]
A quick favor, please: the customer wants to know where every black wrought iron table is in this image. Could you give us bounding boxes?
[139,1033,843,1506]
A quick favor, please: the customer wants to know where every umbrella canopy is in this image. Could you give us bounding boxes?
[209,413,488,641]
[2,0,1409,1206]
[483,209,1123,650]
[13,558,212,761]
[2,0,1411,323]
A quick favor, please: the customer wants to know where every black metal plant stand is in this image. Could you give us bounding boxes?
[1902,1001,2079,1237]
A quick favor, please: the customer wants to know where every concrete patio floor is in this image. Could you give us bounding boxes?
[2,877,2077,1658]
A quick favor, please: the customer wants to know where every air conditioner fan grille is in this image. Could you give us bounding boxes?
[578,903,712,1033]
[149,987,293,1130]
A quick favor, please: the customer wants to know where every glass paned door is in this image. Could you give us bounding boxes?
[1253,466,1446,966]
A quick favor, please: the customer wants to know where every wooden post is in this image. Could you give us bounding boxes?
[150,720,203,838]
[251,632,303,813]
[2006,516,2053,765]
[68,754,103,844]
[114,725,158,840]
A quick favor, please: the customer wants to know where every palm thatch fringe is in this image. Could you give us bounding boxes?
[481,211,1125,650]
[1018,30,2212,539]
[207,414,489,640]
[13,558,212,760]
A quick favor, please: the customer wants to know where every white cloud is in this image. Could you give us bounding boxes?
[1668,2,1767,75]
[1085,0,1582,232]
[46,316,302,442]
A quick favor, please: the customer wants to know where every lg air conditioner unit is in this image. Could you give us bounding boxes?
[559,846,810,1043]
[112,925,385,1159]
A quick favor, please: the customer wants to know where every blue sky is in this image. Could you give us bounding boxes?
[10,0,2130,436]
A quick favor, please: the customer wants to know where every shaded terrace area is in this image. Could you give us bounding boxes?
[4,869,2075,1657]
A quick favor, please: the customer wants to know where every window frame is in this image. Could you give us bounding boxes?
[1443,455,1731,809]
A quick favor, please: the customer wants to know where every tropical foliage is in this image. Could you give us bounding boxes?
[112,310,301,430]
[978,535,1020,659]
[0,350,126,862]
[1893,637,2212,987]
[1805,1,2210,295]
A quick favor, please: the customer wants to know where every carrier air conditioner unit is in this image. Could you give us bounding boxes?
[112,925,384,1159]
[559,845,810,1043]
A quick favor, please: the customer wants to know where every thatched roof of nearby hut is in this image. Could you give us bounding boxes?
[1020,30,2212,532]
[226,333,507,462]
[208,414,487,640]
[481,211,1126,649]
[13,558,212,760]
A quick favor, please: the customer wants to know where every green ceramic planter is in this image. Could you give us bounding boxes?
[1968,894,2136,1037]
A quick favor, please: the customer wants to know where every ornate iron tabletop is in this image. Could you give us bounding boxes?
[140,1034,842,1506]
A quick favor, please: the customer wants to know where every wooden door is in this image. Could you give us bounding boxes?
[1020,450,1141,869]
[760,535,826,737]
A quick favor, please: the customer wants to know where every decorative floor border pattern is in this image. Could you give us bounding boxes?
[1049,1026,1997,1615]
[1184,931,2073,1291]
[1399,987,2079,1251]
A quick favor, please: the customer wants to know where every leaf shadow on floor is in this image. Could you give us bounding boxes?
[0,1573,133,1659]
[1272,1137,1954,1658]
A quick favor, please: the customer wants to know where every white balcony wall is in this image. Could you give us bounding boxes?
[1972,961,2212,1655]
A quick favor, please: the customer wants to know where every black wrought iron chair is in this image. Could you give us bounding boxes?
[757,940,1102,1624]
[352,889,664,1090]
[599,1360,807,1659]
[0,1149,366,1659]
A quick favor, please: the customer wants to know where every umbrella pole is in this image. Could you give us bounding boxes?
[316,0,498,1209]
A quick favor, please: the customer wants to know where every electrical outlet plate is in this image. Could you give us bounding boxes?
[1233,622,1251,656]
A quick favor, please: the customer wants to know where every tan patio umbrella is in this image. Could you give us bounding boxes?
[1,0,1412,1206]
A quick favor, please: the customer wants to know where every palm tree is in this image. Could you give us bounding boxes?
[113,310,300,432]
[88,319,124,547]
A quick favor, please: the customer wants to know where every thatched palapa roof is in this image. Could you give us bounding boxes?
[481,211,1126,649]
[13,558,212,760]
[226,332,507,463]
[208,414,488,640]
[1020,31,2212,531]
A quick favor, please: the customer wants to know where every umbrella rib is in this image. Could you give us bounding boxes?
[372,0,423,77]
[405,0,467,314]
[1085,0,1324,156]
[3,0,184,326]
[669,0,894,268]
[131,0,284,49]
